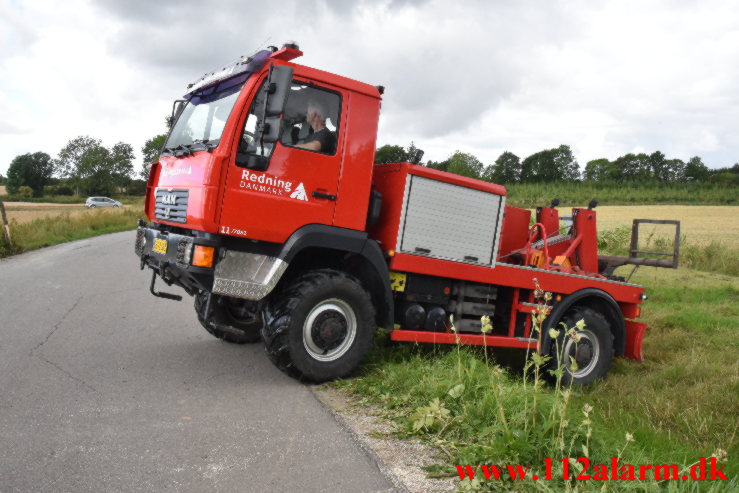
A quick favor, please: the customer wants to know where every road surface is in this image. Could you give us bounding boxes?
[0,231,393,492]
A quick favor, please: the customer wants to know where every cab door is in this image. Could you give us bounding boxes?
[220,77,346,244]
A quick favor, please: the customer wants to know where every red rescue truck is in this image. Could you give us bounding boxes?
[135,43,679,384]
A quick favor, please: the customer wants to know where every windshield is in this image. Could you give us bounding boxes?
[164,80,244,151]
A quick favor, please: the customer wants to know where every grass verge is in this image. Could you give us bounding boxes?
[0,207,142,257]
[330,267,737,491]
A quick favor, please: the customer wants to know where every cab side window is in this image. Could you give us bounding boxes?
[280,82,341,155]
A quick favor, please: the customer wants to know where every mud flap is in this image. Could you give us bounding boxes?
[624,320,647,361]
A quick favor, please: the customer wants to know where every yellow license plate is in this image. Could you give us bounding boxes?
[152,238,168,255]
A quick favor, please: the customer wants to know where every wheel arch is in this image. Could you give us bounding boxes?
[277,225,394,330]
[541,288,625,357]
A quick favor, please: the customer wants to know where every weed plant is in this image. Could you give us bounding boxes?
[333,283,735,491]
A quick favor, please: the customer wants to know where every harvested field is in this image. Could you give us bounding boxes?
[589,205,737,244]
[1,203,129,225]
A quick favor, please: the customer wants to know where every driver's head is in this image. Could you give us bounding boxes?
[306,100,327,128]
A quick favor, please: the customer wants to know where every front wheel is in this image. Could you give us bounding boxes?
[262,269,375,382]
[194,292,262,343]
[548,306,614,385]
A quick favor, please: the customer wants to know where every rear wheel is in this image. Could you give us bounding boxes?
[194,292,262,344]
[548,306,614,385]
[262,269,375,382]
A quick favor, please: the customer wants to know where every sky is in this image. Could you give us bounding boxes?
[1,0,738,177]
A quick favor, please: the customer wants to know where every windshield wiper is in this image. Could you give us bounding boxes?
[190,139,218,152]
[160,146,175,157]
[173,144,193,157]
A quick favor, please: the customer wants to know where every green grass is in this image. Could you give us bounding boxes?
[505,182,737,208]
[331,267,738,491]
[0,207,143,257]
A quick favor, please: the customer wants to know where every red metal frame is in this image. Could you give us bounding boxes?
[498,205,531,258]
[390,253,644,304]
[390,329,535,349]
[624,321,647,361]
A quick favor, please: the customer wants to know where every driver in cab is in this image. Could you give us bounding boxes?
[295,101,336,154]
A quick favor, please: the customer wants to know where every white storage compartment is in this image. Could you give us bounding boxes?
[397,175,505,266]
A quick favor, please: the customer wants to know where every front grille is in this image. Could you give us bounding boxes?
[155,189,188,223]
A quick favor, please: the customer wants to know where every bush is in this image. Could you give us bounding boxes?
[54,185,74,196]
[18,186,33,199]
[126,179,147,196]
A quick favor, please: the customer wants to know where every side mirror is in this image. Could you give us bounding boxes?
[264,65,293,117]
[171,99,186,123]
[259,116,282,143]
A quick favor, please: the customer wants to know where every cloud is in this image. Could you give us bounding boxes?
[1,0,738,176]
[0,0,38,59]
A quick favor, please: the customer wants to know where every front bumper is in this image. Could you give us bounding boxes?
[135,223,288,301]
[135,224,217,295]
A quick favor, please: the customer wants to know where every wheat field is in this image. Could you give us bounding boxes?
[3,203,90,224]
[592,205,737,244]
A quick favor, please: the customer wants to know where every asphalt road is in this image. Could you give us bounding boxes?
[0,231,393,492]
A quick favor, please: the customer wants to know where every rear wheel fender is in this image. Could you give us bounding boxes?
[541,288,625,357]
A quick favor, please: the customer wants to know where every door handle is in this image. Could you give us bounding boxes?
[312,191,337,201]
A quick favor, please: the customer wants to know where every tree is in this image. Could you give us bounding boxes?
[521,149,551,182]
[649,151,669,181]
[705,163,738,185]
[521,145,579,182]
[109,142,135,189]
[374,144,409,164]
[684,156,709,182]
[140,134,166,180]
[583,158,612,181]
[617,153,651,181]
[666,158,685,182]
[6,152,54,196]
[56,136,104,195]
[483,151,521,184]
[57,136,135,196]
[444,151,484,179]
[553,145,581,181]
[0,173,5,185]
[426,159,448,172]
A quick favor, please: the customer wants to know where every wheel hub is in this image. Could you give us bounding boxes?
[563,330,600,378]
[312,310,348,350]
[303,298,357,362]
